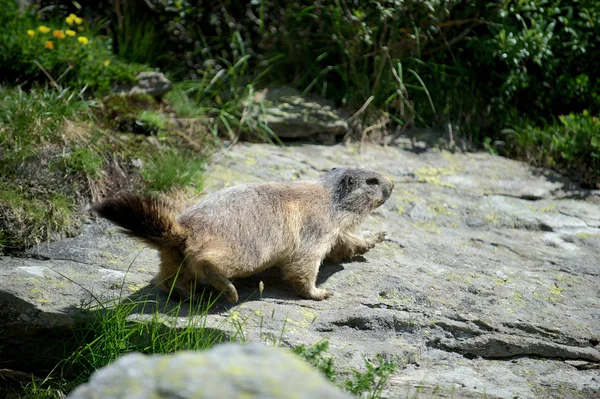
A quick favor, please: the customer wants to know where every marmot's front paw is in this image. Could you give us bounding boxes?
[305,288,334,301]
[362,232,387,251]
[374,231,387,243]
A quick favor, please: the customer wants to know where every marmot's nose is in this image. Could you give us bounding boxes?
[384,176,394,191]
[381,176,394,199]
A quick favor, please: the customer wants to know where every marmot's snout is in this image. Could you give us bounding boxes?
[376,175,394,207]
[365,173,394,208]
[380,175,394,201]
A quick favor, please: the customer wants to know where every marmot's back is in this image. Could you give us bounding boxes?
[179,182,333,268]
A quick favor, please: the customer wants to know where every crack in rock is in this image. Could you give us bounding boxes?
[470,238,531,258]
[330,313,420,334]
[428,333,600,362]
[484,192,546,201]
[557,209,595,227]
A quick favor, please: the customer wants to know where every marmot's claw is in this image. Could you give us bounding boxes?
[375,231,387,242]
[308,288,334,301]
[224,287,239,303]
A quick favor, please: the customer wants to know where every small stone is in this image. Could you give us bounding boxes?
[112,72,172,98]
[245,86,349,140]
[130,72,172,97]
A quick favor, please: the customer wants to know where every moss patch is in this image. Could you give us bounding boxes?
[0,183,79,251]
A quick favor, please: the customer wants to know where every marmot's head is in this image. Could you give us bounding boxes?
[321,168,394,215]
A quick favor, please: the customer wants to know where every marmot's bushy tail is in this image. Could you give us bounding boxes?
[92,194,188,249]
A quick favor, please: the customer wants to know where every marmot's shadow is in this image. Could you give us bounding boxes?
[120,262,346,316]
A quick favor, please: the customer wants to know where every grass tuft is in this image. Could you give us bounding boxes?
[140,149,205,193]
[0,183,79,252]
[19,285,229,398]
[294,340,398,399]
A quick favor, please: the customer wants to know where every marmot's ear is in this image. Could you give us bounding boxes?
[343,174,355,188]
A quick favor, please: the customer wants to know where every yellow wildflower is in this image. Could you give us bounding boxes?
[44,41,54,50]
[66,29,76,37]
[77,36,89,45]
[27,30,35,37]
[67,13,83,25]
[66,13,76,25]
[53,30,66,39]
[38,26,51,34]
[103,60,110,67]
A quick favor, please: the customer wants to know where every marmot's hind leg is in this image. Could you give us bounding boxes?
[152,249,194,300]
[325,231,386,263]
[152,273,193,301]
[205,267,239,303]
[280,257,333,300]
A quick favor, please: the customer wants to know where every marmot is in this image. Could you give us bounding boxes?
[92,167,394,303]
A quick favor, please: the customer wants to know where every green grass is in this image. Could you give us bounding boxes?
[67,295,227,377]
[16,279,398,399]
[19,313,399,399]
[138,110,167,132]
[0,88,94,251]
[294,340,399,399]
[0,181,79,252]
[19,286,232,398]
[114,1,169,67]
[140,149,206,193]
[51,147,105,178]
[0,87,90,163]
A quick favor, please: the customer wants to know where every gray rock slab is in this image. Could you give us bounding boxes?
[2,142,599,398]
[0,219,159,370]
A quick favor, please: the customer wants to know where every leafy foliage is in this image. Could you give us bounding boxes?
[28,0,600,184]
[502,110,600,188]
[294,340,398,398]
[0,6,146,93]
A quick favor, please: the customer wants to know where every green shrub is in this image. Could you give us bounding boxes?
[0,7,147,93]
[471,0,600,122]
[502,110,600,188]
[14,1,600,185]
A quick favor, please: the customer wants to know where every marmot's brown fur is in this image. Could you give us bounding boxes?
[92,168,394,303]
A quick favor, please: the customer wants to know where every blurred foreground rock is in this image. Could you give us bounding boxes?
[67,343,352,399]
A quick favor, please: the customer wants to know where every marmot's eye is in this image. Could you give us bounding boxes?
[366,178,379,185]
